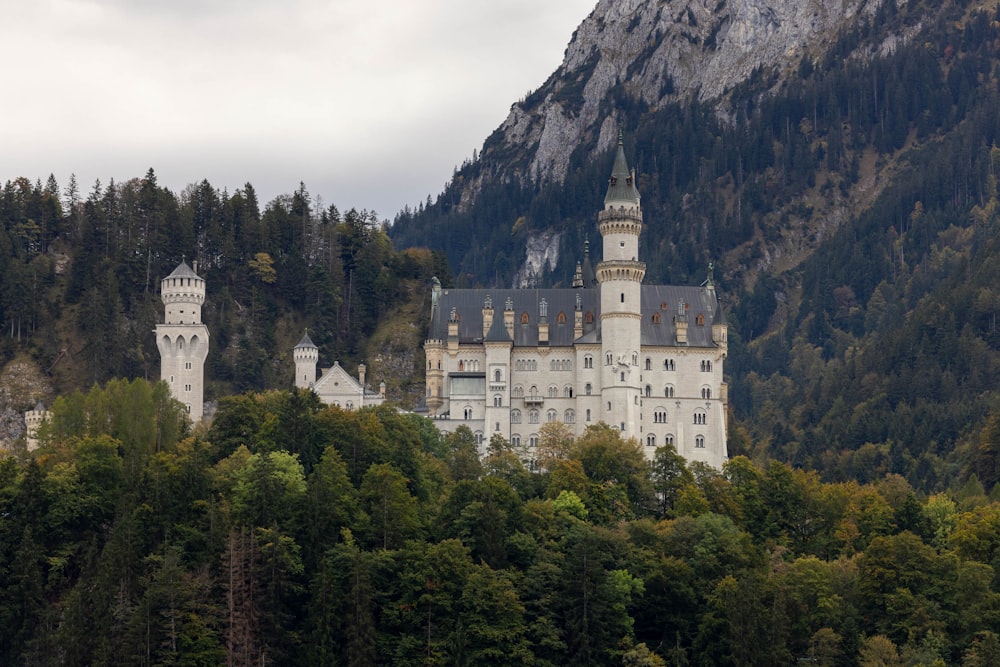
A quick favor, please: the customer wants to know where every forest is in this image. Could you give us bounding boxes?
[389,1,1000,492]
[0,172,451,407]
[1,382,999,665]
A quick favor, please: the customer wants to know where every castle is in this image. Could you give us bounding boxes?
[156,260,210,421]
[422,136,729,468]
[293,331,386,409]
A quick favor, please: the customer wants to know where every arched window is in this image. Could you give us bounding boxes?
[528,410,539,424]
[529,435,538,448]
[511,434,521,447]
[494,395,502,407]
[644,385,651,397]
[645,358,651,370]
[564,385,573,397]
[464,407,472,420]
[557,312,567,324]
[665,385,675,398]
[606,353,613,365]
[564,409,576,424]
[701,360,713,372]
[513,385,523,398]
[620,372,625,382]
[693,411,707,425]
[701,387,712,399]
[632,353,638,366]
[584,355,593,369]
[664,359,675,371]
[474,431,483,445]
[495,369,502,382]
[585,312,594,324]
[585,383,592,395]
[511,409,522,424]
[646,434,656,447]
[652,312,661,324]
[665,434,674,445]
[548,385,558,398]
[521,312,530,324]
[654,409,667,423]
[458,360,464,371]
[607,401,612,411]
[695,435,705,448]
[546,409,557,422]
[696,314,705,326]
[586,409,591,422]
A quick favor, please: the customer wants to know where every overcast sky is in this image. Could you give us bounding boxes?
[2,0,595,220]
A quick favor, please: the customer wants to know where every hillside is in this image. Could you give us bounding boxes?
[390,0,1000,491]
[0,176,449,443]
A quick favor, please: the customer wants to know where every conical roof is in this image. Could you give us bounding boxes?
[167,260,201,279]
[295,331,317,349]
[604,131,640,207]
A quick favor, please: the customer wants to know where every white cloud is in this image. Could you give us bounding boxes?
[1,0,595,217]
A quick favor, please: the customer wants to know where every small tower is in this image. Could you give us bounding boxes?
[24,401,49,451]
[294,331,319,388]
[156,260,210,421]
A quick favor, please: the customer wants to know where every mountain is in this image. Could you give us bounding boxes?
[391,0,1000,491]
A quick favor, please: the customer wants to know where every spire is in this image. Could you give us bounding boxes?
[582,237,596,287]
[295,330,317,349]
[604,130,640,207]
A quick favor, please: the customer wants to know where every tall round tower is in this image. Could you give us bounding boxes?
[156,260,210,421]
[598,133,645,438]
[294,331,319,388]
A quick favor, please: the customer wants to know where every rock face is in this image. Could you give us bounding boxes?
[494,0,886,187]
[514,230,563,288]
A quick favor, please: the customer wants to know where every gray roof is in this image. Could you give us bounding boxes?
[295,331,317,349]
[430,284,721,348]
[167,260,201,279]
[604,132,640,207]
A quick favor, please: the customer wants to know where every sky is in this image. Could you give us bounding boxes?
[2,0,595,220]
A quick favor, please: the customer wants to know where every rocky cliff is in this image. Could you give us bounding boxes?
[494,0,891,188]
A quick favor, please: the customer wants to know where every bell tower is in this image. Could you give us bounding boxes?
[156,260,210,421]
[598,133,645,438]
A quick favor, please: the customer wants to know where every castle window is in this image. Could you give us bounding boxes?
[511,435,521,447]
[513,385,523,398]
[565,409,576,424]
[665,385,675,398]
[495,369,502,382]
[654,409,667,423]
[494,395,502,407]
[696,314,705,326]
[521,312,530,324]
[621,293,625,303]
[646,435,656,447]
[664,359,675,371]
[694,411,707,425]
[606,353,613,365]
[184,384,191,392]
[475,431,484,445]
[696,435,705,448]
[511,410,522,424]
[620,372,625,382]
[529,435,538,448]
[585,312,594,324]
[644,385,651,397]
[584,355,593,369]
[546,409,557,423]
[496,422,500,432]
[586,409,591,422]
[557,312,567,324]
[346,401,354,410]
[645,358,651,370]
[459,361,464,371]
[701,360,712,372]
[464,407,472,420]
[585,383,592,395]
[529,410,539,424]
[548,385,558,398]
[665,434,674,445]
[564,385,573,397]
[701,387,712,399]
[652,312,661,324]
[607,402,612,411]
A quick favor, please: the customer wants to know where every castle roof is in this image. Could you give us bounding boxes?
[429,284,722,348]
[295,331,317,349]
[167,260,201,279]
[604,131,640,207]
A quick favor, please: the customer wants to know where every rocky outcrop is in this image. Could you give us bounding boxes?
[493,0,889,186]
[0,359,54,449]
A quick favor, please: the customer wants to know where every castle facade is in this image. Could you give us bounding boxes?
[423,137,729,468]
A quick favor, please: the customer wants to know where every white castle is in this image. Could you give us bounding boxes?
[422,136,729,467]
[293,331,386,410]
[156,260,209,421]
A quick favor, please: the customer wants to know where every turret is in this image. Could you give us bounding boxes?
[294,331,318,388]
[156,260,210,421]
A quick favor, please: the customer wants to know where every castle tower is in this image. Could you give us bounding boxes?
[24,401,49,451]
[597,133,645,438]
[294,331,319,388]
[156,260,209,421]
